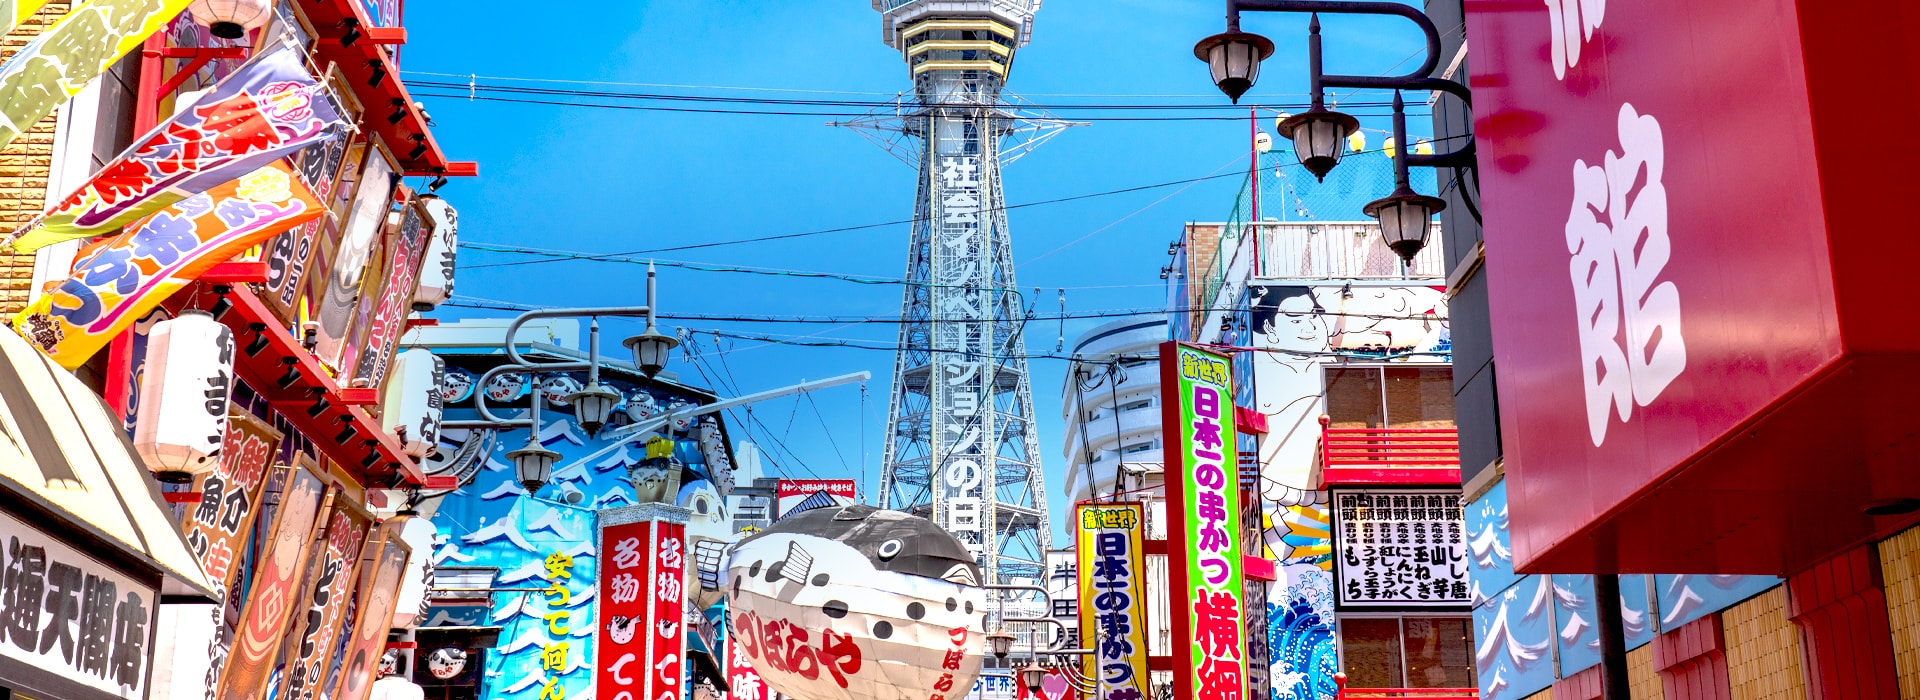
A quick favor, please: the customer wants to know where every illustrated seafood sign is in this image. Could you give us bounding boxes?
[1331,491,1470,609]
[283,500,370,700]
[1159,342,1246,700]
[1074,504,1148,700]
[598,506,688,700]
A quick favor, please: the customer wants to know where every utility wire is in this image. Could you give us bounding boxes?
[455,134,1466,268]
[399,69,1321,99]
[410,79,1410,112]
[442,298,1449,324]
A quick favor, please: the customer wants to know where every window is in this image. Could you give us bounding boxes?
[1339,616,1476,689]
[1121,441,1156,455]
[1119,399,1153,412]
[1323,366,1455,429]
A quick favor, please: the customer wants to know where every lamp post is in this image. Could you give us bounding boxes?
[443,264,682,495]
[1193,0,1477,261]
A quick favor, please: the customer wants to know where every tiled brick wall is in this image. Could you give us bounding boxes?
[0,2,72,316]
[1724,586,1809,700]
[1880,525,1920,700]
[1632,644,1667,700]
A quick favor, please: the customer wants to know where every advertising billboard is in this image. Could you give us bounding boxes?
[775,479,858,519]
[1074,503,1149,700]
[1159,342,1245,700]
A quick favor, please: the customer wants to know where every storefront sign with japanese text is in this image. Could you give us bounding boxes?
[1074,504,1148,700]
[312,146,396,373]
[774,478,858,519]
[537,548,580,700]
[1159,342,1246,700]
[281,496,371,700]
[1331,490,1469,609]
[256,121,351,325]
[12,161,323,368]
[0,508,160,700]
[0,0,193,150]
[7,44,344,251]
[349,195,432,387]
[175,412,282,700]
[597,513,687,700]
[216,463,326,698]
[727,635,768,700]
[330,528,410,700]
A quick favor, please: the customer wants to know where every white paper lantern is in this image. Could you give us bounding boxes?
[725,506,986,700]
[133,311,234,484]
[381,349,444,458]
[390,517,438,628]
[368,676,426,700]
[187,0,272,40]
[411,196,458,312]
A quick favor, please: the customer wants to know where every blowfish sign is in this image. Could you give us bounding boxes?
[598,505,689,700]
[1074,504,1148,700]
[1159,342,1246,700]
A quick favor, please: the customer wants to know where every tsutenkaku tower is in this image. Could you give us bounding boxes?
[871,0,1050,584]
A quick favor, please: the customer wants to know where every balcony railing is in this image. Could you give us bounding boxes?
[1317,415,1461,486]
[1257,221,1447,280]
[1336,689,1478,700]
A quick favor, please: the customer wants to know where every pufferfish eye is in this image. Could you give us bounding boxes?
[878,539,903,560]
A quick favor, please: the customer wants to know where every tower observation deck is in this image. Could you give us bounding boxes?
[871,0,1051,584]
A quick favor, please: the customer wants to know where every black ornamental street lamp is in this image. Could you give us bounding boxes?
[1194,0,1477,262]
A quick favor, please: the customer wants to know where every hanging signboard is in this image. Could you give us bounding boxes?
[215,458,327,698]
[774,479,858,519]
[1330,490,1469,610]
[598,505,689,700]
[349,194,433,387]
[257,67,363,326]
[726,636,767,700]
[312,141,397,374]
[12,160,323,368]
[7,44,346,251]
[279,492,373,700]
[330,525,412,700]
[1158,341,1246,700]
[1074,503,1149,700]
[0,508,161,700]
[168,410,282,699]
[0,0,194,150]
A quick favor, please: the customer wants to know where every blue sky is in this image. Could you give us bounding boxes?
[402,0,1434,542]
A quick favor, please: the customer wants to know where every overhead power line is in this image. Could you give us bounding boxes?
[411,90,1432,122]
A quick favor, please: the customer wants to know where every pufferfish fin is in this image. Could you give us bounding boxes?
[940,564,978,587]
[780,541,814,584]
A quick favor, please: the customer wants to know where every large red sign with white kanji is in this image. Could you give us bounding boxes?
[598,518,686,700]
[1469,0,1920,574]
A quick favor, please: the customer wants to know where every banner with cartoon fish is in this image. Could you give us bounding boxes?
[11,160,323,368]
[5,43,343,252]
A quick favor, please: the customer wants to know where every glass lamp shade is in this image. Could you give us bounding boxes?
[1193,31,1274,103]
[1019,665,1047,693]
[566,382,622,437]
[624,329,680,378]
[987,630,1016,657]
[508,443,561,494]
[187,0,273,39]
[1277,109,1361,181]
[132,310,235,484]
[1363,189,1448,262]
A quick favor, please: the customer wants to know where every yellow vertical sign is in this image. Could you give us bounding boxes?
[1076,502,1150,700]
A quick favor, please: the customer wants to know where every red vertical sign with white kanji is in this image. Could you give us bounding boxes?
[725,636,767,700]
[598,517,686,700]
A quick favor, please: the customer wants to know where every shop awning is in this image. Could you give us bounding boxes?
[0,326,216,600]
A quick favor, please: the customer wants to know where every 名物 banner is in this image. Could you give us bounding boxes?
[598,507,688,700]
[11,160,323,368]
[1160,342,1247,700]
[6,44,344,252]
[1074,503,1149,700]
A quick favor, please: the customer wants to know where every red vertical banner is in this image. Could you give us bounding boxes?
[725,636,767,700]
[599,506,688,700]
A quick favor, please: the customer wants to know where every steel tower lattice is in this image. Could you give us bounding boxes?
[866,0,1053,584]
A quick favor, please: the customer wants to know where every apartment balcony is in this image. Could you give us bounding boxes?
[1257,221,1447,281]
[1317,415,1461,486]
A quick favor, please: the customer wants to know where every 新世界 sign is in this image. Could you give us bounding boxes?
[1075,503,1148,700]
[1160,342,1246,700]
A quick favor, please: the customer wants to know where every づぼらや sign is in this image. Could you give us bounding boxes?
[1160,342,1246,700]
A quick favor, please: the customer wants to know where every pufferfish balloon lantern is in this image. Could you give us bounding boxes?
[725,505,986,700]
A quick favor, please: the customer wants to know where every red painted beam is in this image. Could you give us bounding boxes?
[300,0,461,176]
[364,27,407,45]
[1243,556,1278,582]
[199,261,269,284]
[440,161,479,178]
[339,388,379,406]
[163,491,203,504]
[1320,467,1462,487]
[187,284,423,486]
